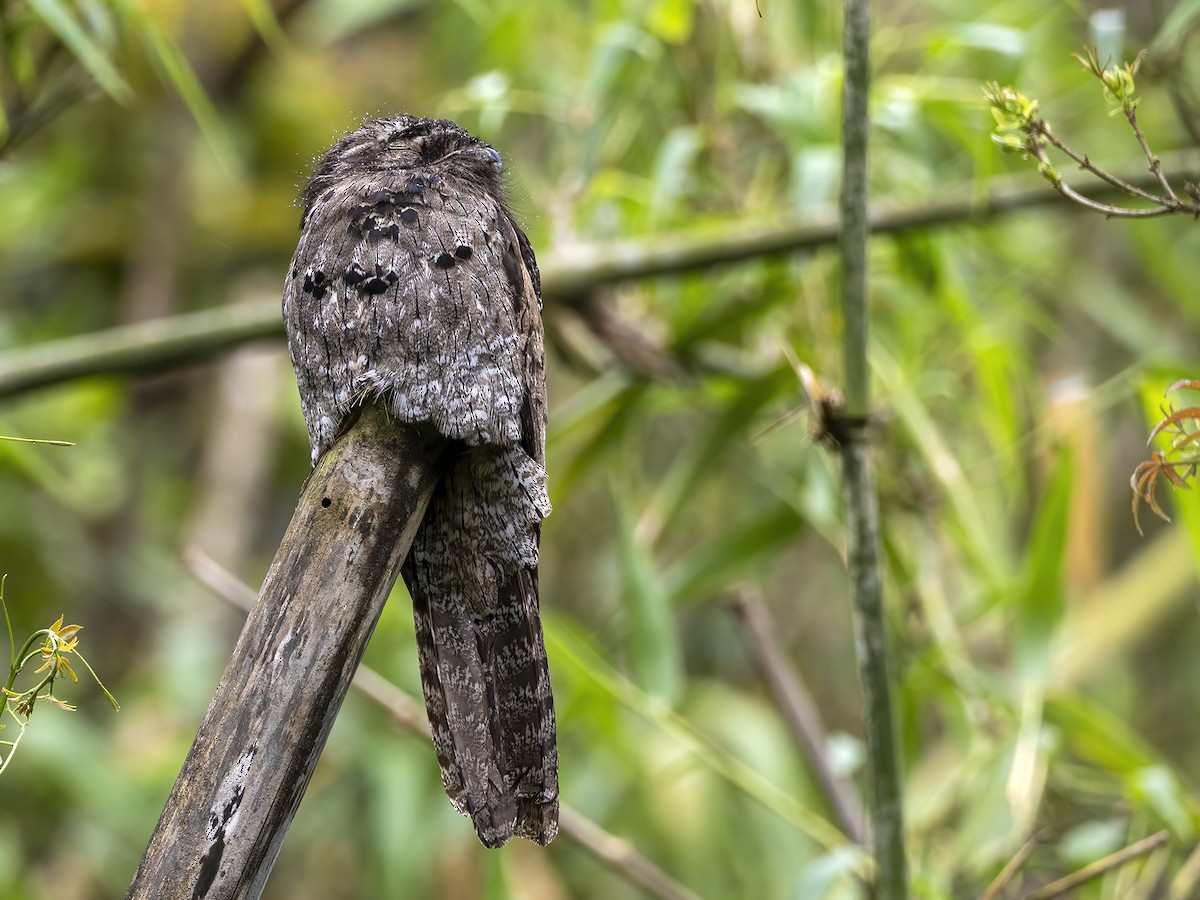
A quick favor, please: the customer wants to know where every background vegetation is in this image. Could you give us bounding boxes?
[2,0,1200,897]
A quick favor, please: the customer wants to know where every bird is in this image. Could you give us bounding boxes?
[281,115,557,848]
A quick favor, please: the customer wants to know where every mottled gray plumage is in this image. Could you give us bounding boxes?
[281,115,557,848]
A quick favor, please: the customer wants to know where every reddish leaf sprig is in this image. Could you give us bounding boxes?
[1131,380,1200,534]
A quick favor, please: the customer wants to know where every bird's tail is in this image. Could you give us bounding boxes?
[401,446,558,847]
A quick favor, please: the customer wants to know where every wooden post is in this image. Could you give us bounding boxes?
[127,403,444,900]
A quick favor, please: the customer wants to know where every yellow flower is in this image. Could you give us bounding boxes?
[35,616,83,683]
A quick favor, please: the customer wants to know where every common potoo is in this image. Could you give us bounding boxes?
[281,116,557,848]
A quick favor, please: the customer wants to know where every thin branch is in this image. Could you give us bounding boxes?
[0,155,1195,400]
[1022,831,1170,900]
[1125,107,1180,202]
[1027,137,1183,219]
[556,809,702,900]
[549,149,1196,297]
[184,548,702,900]
[1126,838,1169,900]
[0,435,74,445]
[981,832,1040,900]
[1033,122,1168,205]
[1050,184,1179,218]
[729,588,865,844]
[1044,175,1179,218]
[0,300,282,399]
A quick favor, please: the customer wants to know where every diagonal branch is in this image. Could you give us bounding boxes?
[128,404,444,900]
[730,588,865,844]
[1022,831,1169,900]
[981,832,1040,900]
[183,548,702,900]
[1034,122,1169,205]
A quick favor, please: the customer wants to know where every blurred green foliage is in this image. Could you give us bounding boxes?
[2,0,1200,898]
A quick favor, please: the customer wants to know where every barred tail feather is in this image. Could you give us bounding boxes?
[488,569,558,844]
[402,450,557,848]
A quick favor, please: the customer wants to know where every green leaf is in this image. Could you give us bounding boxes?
[794,845,863,897]
[1045,694,1156,773]
[24,0,133,103]
[648,126,702,225]
[558,378,648,493]
[646,0,693,45]
[1,575,12,681]
[664,500,806,604]
[1058,819,1128,865]
[545,621,854,853]
[1013,448,1072,682]
[113,0,234,168]
[643,366,792,545]
[236,0,290,53]
[1130,765,1196,839]
[874,344,1007,581]
[300,0,429,43]
[613,489,682,705]
[1151,0,1200,49]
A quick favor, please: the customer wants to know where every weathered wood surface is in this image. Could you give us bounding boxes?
[127,403,443,900]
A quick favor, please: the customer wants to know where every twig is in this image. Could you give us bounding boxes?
[1037,171,1178,217]
[1022,831,1169,900]
[0,157,1195,400]
[1125,107,1179,202]
[1027,135,1180,219]
[1125,837,1169,899]
[987,57,1200,220]
[0,435,74,446]
[1044,174,1178,218]
[557,809,702,900]
[729,588,865,844]
[184,548,703,900]
[1033,122,1167,205]
[981,832,1040,900]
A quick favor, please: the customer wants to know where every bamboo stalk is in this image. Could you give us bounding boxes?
[838,0,907,896]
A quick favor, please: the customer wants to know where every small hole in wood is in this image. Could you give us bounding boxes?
[321,497,332,508]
